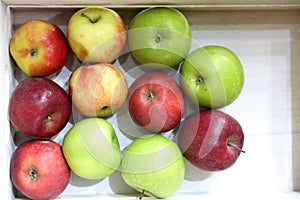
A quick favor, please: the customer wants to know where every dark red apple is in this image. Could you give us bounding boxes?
[177,109,244,171]
[128,72,185,133]
[8,77,71,138]
[10,140,70,199]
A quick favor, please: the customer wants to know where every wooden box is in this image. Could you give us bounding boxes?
[1,1,300,199]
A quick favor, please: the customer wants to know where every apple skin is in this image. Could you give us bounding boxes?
[180,45,244,109]
[10,140,70,200]
[176,109,244,171]
[62,118,121,180]
[128,72,185,133]
[69,63,128,117]
[8,77,72,138]
[67,6,126,63]
[121,134,185,199]
[128,7,191,68]
[9,19,68,77]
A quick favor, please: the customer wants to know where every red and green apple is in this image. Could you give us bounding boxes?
[9,19,68,77]
[69,63,128,117]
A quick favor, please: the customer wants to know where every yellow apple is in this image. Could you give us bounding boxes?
[67,7,126,63]
[69,63,128,117]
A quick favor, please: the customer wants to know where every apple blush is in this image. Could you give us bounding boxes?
[177,109,245,171]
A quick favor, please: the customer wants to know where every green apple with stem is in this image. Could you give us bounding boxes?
[128,7,191,68]
[121,134,185,199]
[67,6,126,63]
[180,45,244,109]
[62,118,121,180]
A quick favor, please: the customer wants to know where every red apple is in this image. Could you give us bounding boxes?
[9,19,68,77]
[177,110,244,171]
[10,140,70,199]
[128,72,185,133]
[8,78,71,138]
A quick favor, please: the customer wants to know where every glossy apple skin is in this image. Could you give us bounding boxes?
[67,6,126,63]
[128,7,191,68]
[121,134,185,199]
[8,78,72,138]
[128,72,185,133]
[177,110,244,171]
[69,63,128,117]
[180,45,244,109]
[9,19,68,77]
[62,118,121,180]
[10,140,70,199]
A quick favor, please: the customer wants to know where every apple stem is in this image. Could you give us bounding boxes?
[139,190,145,200]
[43,115,52,124]
[227,143,246,153]
[80,12,100,23]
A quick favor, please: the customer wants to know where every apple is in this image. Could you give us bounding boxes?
[128,7,191,68]
[62,117,121,180]
[67,6,126,63]
[9,19,68,77]
[69,63,128,117]
[121,134,185,199]
[8,77,71,138]
[180,45,244,109]
[176,109,245,171]
[128,72,185,133]
[10,140,70,199]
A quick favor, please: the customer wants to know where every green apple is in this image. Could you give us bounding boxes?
[121,134,185,198]
[67,6,126,63]
[180,45,244,108]
[128,7,191,68]
[62,118,121,180]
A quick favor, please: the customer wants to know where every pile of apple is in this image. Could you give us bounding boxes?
[8,6,245,200]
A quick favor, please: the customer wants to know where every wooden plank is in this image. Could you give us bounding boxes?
[2,0,300,10]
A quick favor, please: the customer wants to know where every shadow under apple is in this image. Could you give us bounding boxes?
[69,172,103,187]
[108,169,137,196]
[183,157,214,181]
